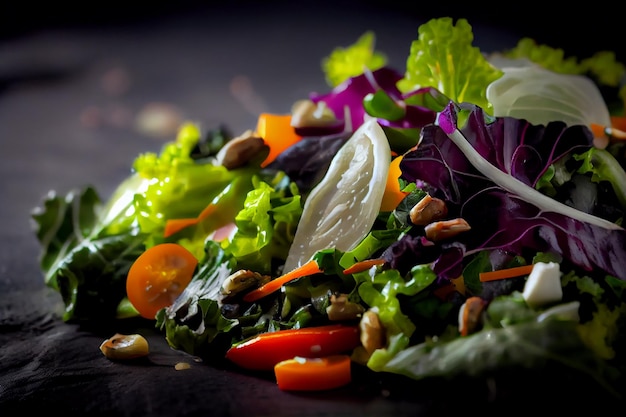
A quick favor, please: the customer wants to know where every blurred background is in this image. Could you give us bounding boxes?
[2,0,623,59]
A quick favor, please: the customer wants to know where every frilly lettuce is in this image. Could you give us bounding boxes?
[574,147,626,212]
[505,37,626,89]
[132,123,260,244]
[397,17,503,113]
[221,173,302,275]
[321,31,387,87]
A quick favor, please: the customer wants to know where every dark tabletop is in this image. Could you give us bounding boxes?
[1,2,624,416]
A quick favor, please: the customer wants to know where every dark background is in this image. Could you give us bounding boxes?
[2,0,624,61]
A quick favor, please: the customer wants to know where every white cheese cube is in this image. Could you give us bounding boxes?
[522,262,563,308]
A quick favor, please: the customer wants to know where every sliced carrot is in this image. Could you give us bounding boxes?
[274,355,352,391]
[590,123,607,139]
[590,121,626,142]
[610,115,626,133]
[342,258,385,275]
[256,113,302,168]
[163,203,218,238]
[243,259,323,303]
[479,264,534,282]
[380,154,408,212]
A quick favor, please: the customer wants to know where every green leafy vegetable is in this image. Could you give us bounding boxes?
[506,38,626,88]
[156,240,239,359]
[132,123,260,243]
[322,31,387,87]
[504,38,585,74]
[574,147,626,212]
[32,186,147,322]
[398,17,503,112]
[222,173,302,274]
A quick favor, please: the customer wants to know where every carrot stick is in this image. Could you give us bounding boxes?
[590,123,607,139]
[342,258,385,275]
[610,116,626,135]
[163,203,218,237]
[479,264,534,282]
[243,259,323,303]
[590,122,626,141]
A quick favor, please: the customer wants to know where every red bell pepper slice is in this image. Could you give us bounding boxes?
[225,324,360,371]
[274,355,352,391]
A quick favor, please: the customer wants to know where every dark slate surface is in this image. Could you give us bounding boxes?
[1,2,623,415]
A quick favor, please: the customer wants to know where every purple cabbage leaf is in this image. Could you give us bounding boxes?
[396,101,626,281]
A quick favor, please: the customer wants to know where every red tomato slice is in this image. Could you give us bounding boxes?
[126,243,198,319]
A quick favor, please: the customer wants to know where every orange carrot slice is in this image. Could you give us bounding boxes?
[163,203,218,238]
[342,258,385,275]
[243,259,323,303]
[479,264,534,282]
[590,122,626,142]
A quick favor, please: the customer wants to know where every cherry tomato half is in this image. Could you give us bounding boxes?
[126,243,198,319]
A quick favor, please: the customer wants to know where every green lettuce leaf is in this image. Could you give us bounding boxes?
[131,123,260,243]
[321,31,387,87]
[222,173,302,274]
[506,38,626,88]
[397,17,502,113]
[380,317,617,395]
[31,186,147,322]
[574,147,626,212]
[156,240,239,360]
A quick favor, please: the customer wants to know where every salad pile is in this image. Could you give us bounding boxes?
[32,17,626,395]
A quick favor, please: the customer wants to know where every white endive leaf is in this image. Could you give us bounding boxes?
[486,66,611,129]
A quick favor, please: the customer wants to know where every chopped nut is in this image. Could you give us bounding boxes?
[290,99,338,128]
[326,293,365,321]
[175,362,191,371]
[409,194,448,226]
[221,269,271,299]
[458,296,487,336]
[424,218,471,241]
[100,333,149,360]
[359,309,385,355]
[214,130,269,169]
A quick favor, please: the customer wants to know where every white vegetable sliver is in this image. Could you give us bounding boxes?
[443,125,622,231]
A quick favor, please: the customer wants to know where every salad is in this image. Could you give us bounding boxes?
[32,17,626,396]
